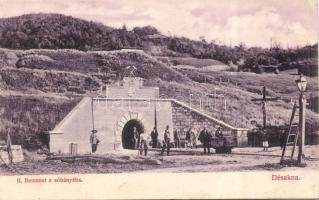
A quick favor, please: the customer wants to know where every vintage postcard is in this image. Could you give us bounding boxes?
[0,0,318,199]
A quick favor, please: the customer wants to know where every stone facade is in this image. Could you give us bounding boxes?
[106,77,159,99]
[171,101,248,147]
[50,77,174,154]
[49,77,248,154]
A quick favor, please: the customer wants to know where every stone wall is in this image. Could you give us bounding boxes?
[106,77,159,99]
[106,87,158,99]
[172,102,233,135]
[171,101,248,147]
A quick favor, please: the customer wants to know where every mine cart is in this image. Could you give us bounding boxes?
[210,135,237,154]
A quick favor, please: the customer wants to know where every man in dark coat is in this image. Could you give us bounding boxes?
[186,128,192,148]
[150,127,158,148]
[90,130,100,153]
[199,127,212,154]
[173,128,181,148]
[161,125,171,156]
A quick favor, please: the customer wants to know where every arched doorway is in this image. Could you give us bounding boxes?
[122,119,145,149]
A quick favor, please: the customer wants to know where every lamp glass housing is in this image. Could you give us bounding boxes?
[296,76,307,93]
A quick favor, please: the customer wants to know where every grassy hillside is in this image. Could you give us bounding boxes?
[0,95,78,150]
[0,48,318,149]
[0,48,186,83]
[0,67,101,94]
[156,56,233,72]
[157,56,225,67]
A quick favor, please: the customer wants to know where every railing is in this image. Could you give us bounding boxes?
[92,97,248,131]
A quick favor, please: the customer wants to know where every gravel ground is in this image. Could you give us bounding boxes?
[0,146,318,175]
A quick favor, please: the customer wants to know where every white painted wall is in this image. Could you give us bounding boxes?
[49,98,173,154]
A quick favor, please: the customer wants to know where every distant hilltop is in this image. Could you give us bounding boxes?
[0,13,317,69]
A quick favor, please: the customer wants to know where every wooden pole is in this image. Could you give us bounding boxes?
[91,97,95,131]
[262,101,266,129]
[154,99,157,130]
[262,86,266,128]
[252,86,278,129]
[6,132,13,164]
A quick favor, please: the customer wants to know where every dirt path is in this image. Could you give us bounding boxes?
[1,146,318,175]
[136,146,319,173]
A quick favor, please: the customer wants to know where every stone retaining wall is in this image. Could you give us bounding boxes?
[171,101,248,147]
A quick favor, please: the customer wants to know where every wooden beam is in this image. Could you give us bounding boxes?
[251,86,279,128]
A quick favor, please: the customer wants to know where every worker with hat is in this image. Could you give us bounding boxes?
[161,125,171,156]
[90,129,100,153]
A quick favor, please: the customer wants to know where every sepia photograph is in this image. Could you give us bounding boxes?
[0,0,318,199]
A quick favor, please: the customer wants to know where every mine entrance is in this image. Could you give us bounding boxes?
[122,119,145,149]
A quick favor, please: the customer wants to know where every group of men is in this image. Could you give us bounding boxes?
[89,125,224,155]
[136,125,224,156]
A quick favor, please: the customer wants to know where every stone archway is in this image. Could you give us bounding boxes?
[121,119,145,149]
[115,111,147,149]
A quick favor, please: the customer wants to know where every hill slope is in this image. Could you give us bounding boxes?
[0,48,318,149]
[0,13,115,50]
[0,48,187,89]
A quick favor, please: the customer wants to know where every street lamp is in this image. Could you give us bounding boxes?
[295,75,307,93]
[295,74,307,165]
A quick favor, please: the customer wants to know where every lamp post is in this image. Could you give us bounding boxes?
[295,74,307,165]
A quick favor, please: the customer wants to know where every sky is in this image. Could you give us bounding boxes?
[0,0,317,48]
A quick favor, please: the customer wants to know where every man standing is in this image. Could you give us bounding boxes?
[191,129,197,148]
[150,127,158,148]
[161,125,171,156]
[199,127,212,154]
[132,126,139,149]
[186,128,192,149]
[90,130,100,153]
[173,128,180,148]
[139,132,150,156]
